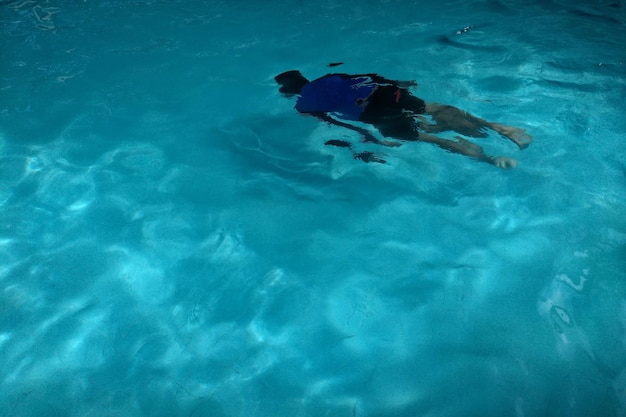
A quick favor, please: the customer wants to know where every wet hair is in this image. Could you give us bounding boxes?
[275,70,309,95]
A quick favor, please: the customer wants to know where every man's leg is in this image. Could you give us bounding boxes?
[375,117,517,169]
[418,133,517,169]
[423,103,533,149]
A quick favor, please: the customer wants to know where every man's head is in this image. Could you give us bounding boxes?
[275,70,309,95]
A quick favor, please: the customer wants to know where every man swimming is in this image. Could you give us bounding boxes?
[275,70,532,168]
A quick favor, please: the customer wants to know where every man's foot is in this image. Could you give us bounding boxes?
[490,123,533,150]
[493,156,517,169]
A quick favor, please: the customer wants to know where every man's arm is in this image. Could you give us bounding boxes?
[312,112,380,144]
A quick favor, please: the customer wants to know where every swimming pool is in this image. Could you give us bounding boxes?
[1,1,625,416]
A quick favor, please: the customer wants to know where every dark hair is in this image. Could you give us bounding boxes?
[275,70,309,95]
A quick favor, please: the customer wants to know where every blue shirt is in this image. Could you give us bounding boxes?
[295,75,378,121]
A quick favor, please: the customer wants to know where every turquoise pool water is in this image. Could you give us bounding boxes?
[1,1,625,416]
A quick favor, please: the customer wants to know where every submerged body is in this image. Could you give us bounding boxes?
[276,70,532,168]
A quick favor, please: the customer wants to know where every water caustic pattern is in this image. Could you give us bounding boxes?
[1,0,626,416]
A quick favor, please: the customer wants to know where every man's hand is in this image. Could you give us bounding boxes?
[380,140,402,147]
